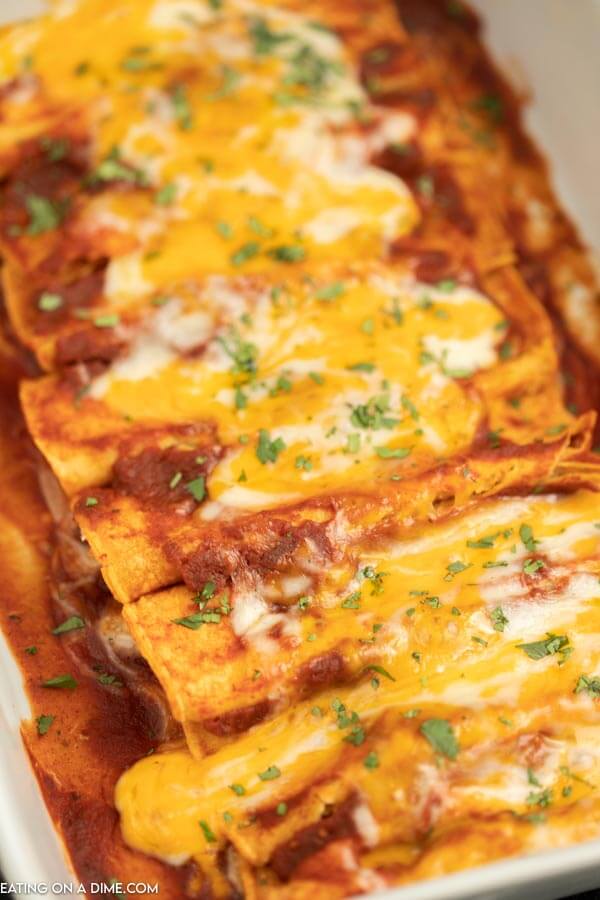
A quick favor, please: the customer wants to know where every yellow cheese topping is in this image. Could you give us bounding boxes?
[89,270,505,508]
[116,489,600,882]
[0,0,419,282]
[2,0,598,895]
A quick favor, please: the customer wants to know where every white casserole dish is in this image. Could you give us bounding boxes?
[0,1,598,897]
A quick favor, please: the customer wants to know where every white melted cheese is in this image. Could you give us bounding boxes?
[479,570,600,640]
[352,803,379,848]
[219,170,279,197]
[387,498,534,561]
[216,485,298,510]
[303,207,362,244]
[104,253,154,303]
[91,335,174,396]
[230,587,301,654]
[148,0,218,31]
[91,299,213,396]
[537,520,600,561]
[422,332,499,373]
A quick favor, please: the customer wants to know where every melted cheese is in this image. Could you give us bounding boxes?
[0,0,419,280]
[88,272,504,509]
[116,489,600,883]
[2,0,599,896]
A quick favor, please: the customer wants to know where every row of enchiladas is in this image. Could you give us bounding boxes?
[0,0,599,896]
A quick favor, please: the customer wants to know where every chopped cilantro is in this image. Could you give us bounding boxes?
[517,633,571,661]
[258,765,281,781]
[40,135,69,162]
[345,433,360,454]
[445,560,471,580]
[467,533,499,549]
[401,395,419,421]
[217,329,258,379]
[206,64,240,101]
[256,429,286,464]
[248,17,292,55]
[574,674,600,697]
[471,92,504,124]
[295,454,312,471]
[420,718,459,759]
[523,558,544,575]
[38,292,63,312]
[348,362,375,373]
[343,725,365,746]
[154,183,177,206]
[361,565,387,595]
[341,591,361,609]
[386,297,404,325]
[270,374,292,395]
[173,610,222,629]
[97,673,122,687]
[361,317,375,335]
[52,616,85,636]
[89,152,147,186]
[199,581,216,602]
[36,715,54,736]
[519,523,537,553]
[25,195,67,235]
[234,386,247,409]
[216,220,233,239]
[187,476,206,502]
[315,282,345,301]
[42,674,77,690]
[171,83,194,130]
[230,241,260,266]
[269,244,306,263]
[247,215,273,237]
[363,751,379,770]
[350,394,397,430]
[363,664,395,682]
[375,446,410,459]
[94,314,120,328]
[490,607,508,632]
[199,820,216,843]
[526,788,553,809]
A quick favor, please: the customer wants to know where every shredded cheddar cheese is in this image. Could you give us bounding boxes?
[0,0,599,896]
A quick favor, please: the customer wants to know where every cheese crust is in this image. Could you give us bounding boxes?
[0,0,599,897]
